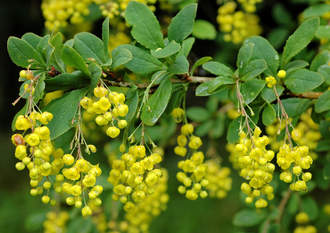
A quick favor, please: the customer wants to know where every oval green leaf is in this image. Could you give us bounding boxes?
[125,1,164,50]
[281,17,320,68]
[284,69,324,94]
[315,90,330,113]
[233,208,266,227]
[168,3,197,44]
[61,45,90,76]
[141,78,172,126]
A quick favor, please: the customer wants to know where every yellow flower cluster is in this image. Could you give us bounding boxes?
[13,112,66,206]
[204,159,232,199]
[62,157,103,216]
[277,142,313,192]
[266,110,321,157]
[80,86,129,139]
[43,211,69,233]
[41,0,93,30]
[237,0,263,13]
[234,127,276,208]
[175,124,209,200]
[217,1,262,44]
[41,0,158,31]
[99,0,157,19]
[294,212,317,233]
[117,169,169,233]
[108,144,163,212]
[265,76,276,88]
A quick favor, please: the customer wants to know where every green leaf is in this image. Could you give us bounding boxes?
[316,169,330,190]
[320,120,330,138]
[316,139,330,152]
[42,88,88,139]
[61,45,90,76]
[102,17,110,57]
[150,40,181,58]
[240,79,266,104]
[151,71,173,85]
[303,4,330,18]
[141,78,172,126]
[111,48,132,68]
[24,209,48,231]
[66,217,93,233]
[195,81,212,96]
[73,32,107,64]
[284,69,324,94]
[315,90,330,113]
[65,39,74,47]
[191,19,217,40]
[279,98,311,118]
[208,76,235,93]
[323,162,330,179]
[281,17,320,68]
[202,61,234,77]
[241,59,267,81]
[36,35,50,59]
[315,25,330,39]
[244,36,279,77]
[125,1,164,50]
[165,84,184,115]
[45,43,55,67]
[195,121,214,137]
[310,50,330,72]
[186,107,211,122]
[233,208,266,227]
[88,63,102,91]
[237,43,253,77]
[168,56,189,74]
[176,37,195,58]
[113,45,166,74]
[209,113,225,138]
[262,103,276,126]
[287,194,299,214]
[284,60,309,76]
[318,65,330,85]
[22,33,42,50]
[302,196,318,221]
[168,3,197,44]
[45,71,90,92]
[50,32,66,73]
[190,56,212,75]
[34,73,46,101]
[268,27,290,50]
[261,85,284,103]
[7,36,45,68]
[227,116,241,144]
[272,3,292,25]
[125,86,139,123]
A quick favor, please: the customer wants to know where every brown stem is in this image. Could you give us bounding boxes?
[290,92,323,99]
[104,76,324,100]
[276,188,292,226]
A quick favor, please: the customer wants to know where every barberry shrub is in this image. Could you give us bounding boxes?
[6,0,330,232]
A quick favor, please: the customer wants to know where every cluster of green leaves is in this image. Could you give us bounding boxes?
[7,16,134,139]
[194,16,330,144]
